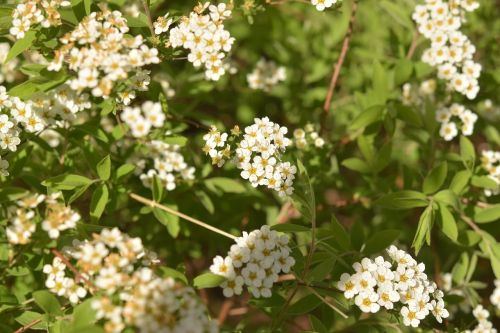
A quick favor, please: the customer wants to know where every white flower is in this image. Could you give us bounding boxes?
[355,291,380,313]
[338,273,358,299]
[311,0,337,12]
[401,304,425,327]
[439,122,458,141]
[210,255,235,278]
[221,276,244,297]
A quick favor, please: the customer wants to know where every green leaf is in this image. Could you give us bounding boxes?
[452,253,469,284]
[195,190,214,214]
[341,158,370,173]
[71,299,97,329]
[423,162,447,194]
[364,229,400,255]
[159,267,188,284]
[288,294,322,315]
[0,187,29,203]
[292,160,316,224]
[68,184,91,205]
[90,184,109,220]
[33,290,62,316]
[163,136,188,146]
[95,155,111,181]
[350,105,385,130]
[433,189,458,209]
[271,224,310,233]
[115,164,135,181]
[153,207,180,238]
[5,30,36,63]
[449,169,471,195]
[474,205,500,224]
[15,311,46,330]
[412,204,434,254]
[193,272,225,289]
[330,215,350,250]
[459,136,475,170]
[152,175,164,202]
[309,259,335,282]
[438,203,458,241]
[310,315,328,333]
[471,175,499,189]
[394,58,413,85]
[42,174,93,191]
[204,177,247,194]
[375,191,428,210]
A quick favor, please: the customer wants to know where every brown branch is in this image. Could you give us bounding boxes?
[129,193,237,240]
[321,0,358,134]
[217,298,235,325]
[142,0,156,37]
[50,249,95,293]
[406,30,419,60]
[13,319,43,333]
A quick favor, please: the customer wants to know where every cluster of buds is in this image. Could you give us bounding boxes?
[480,150,500,197]
[247,58,286,92]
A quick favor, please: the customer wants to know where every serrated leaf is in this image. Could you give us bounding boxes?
[412,204,434,254]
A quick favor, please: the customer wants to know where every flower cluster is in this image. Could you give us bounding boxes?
[337,246,449,327]
[210,225,295,298]
[6,193,79,244]
[465,305,497,333]
[480,150,500,197]
[401,80,437,106]
[44,228,218,333]
[293,124,325,150]
[247,59,286,92]
[120,101,165,138]
[0,43,20,84]
[203,117,296,197]
[311,0,339,12]
[48,7,159,100]
[0,84,91,175]
[413,0,481,99]
[436,103,477,141]
[10,0,70,39]
[168,2,235,81]
[134,140,195,191]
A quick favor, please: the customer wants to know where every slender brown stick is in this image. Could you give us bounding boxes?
[13,319,43,333]
[51,249,95,293]
[217,298,235,325]
[406,30,419,59]
[129,193,237,240]
[305,285,348,319]
[142,0,156,37]
[321,0,358,133]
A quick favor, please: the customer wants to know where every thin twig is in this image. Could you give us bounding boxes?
[142,0,156,37]
[217,298,235,325]
[321,0,358,134]
[406,30,419,59]
[305,284,348,319]
[13,319,43,333]
[129,193,237,240]
[51,249,95,293]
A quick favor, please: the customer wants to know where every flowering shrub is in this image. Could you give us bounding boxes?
[0,0,499,332]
